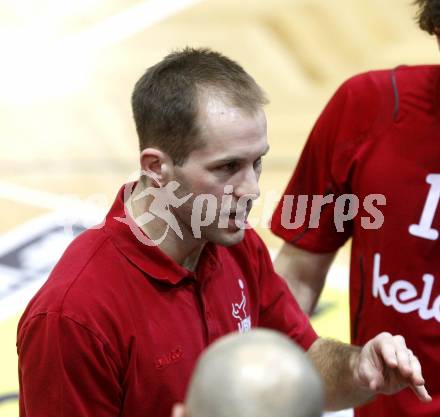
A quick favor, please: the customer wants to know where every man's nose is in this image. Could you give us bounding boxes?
[234,167,260,201]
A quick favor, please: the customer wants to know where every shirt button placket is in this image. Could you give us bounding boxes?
[200,287,217,342]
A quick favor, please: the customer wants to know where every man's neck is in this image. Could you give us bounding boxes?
[181,246,205,272]
[128,181,206,270]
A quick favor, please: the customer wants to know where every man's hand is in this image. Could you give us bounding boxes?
[308,335,431,411]
[352,332,431,402]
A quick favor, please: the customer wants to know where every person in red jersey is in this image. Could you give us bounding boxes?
[270,2,440,417]
[18,48,430,417]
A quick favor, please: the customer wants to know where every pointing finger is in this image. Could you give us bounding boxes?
[410,383,432,403]
[407,351,425,386]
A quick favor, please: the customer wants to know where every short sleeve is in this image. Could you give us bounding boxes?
[271,73,381,252]
[18,312,122,417]
[251,232,318,350]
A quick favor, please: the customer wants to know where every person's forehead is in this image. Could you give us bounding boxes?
[196,88,261,120]
[194,125,268,164]
[194,93,268,158]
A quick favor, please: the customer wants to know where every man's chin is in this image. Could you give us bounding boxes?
[212,227,246,247]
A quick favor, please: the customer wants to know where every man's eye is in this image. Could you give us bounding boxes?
[219,161,238,172]
[253,158,262,169]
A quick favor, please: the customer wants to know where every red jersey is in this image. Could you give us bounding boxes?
[271,65,440,417]
[17,184,317,417]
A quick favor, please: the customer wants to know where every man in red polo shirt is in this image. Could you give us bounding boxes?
[18,48,430,417]
[270,2,440,417]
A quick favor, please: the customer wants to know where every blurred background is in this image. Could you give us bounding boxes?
[0,0,438,415]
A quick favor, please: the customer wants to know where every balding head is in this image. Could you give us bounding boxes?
[176,329,323,417]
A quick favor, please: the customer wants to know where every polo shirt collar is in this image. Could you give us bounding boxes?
[103,183,219,285]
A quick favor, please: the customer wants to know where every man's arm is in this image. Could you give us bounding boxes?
[18,313,122,417]
[274,242,336,315]
[307,334,431,411]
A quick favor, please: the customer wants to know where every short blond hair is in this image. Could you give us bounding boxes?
[131,48,268,165]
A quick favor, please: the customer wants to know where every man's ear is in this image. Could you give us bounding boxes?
[171,403,187,417]
[139,148,174,187]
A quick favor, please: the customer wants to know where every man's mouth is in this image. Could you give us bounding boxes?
[229,200,253,218]
[226,211,248,229]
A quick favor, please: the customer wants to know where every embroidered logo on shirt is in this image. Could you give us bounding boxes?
[232,279,252,333]
[154,346,183,369]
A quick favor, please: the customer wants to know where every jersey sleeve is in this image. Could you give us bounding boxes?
[250,231,318,350]
[270,73,381,252]
[18,312,122,417]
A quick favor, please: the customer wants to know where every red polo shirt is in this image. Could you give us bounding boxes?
[17,184,317,417]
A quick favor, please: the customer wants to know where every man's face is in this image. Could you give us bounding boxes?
[170,92,268,247]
